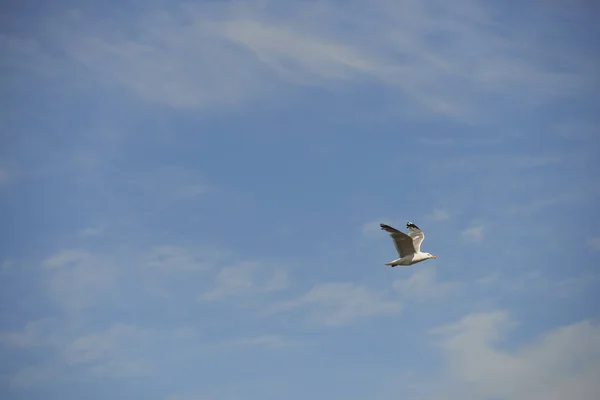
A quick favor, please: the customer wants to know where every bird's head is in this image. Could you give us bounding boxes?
[427,253,437,259]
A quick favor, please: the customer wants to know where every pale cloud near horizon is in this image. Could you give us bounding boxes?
[425,311,600,400]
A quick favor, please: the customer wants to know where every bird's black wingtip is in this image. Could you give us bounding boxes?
[406,221,420,230]
[380,223,401,233]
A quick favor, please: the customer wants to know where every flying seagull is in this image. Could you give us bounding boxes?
[380,222,437,267]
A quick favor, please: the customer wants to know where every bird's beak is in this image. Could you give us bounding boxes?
[432,255,437,259]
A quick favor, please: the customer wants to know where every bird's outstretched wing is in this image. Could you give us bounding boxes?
[380,223,416,257]
[406,222,425,253]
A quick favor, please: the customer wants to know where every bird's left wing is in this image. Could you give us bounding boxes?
[381,223,415,257]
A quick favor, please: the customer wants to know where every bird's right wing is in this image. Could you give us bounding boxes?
[406,222,425,253]
[380,223,416,257]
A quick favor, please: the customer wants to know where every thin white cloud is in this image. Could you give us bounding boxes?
[0,167,9,185]
[66,324,147,365]
[554,273,600,299]
[512,155,562,168]
[212,19,375,83]
[427,311,600,400]
[106,165,212,204]
[41,250,118,311]
[475,273,499,285]
[80,226,103,237]
[425,208,451,221]
[4,319,181,386]
[0,259,13,275]
[216,334,301,350]
[201,262,289,301]
[587,237,600,251]
[88,358,153,379]
[42,249,91,269]
[504,270,598,299]
[508,198,560,215]
[9,365,56,389]
[461,224,484,243]
[51,0,593,118]
[173,183,212,199]
[264,270,290,292]
[508,192,581,216]
[392,266,460,302]
[65,323,153,379]
[276,282,402,326]
[0,318,57,349]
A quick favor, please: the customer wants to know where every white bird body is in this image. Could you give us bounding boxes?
[384,252,434,266]
[380,222,436,267]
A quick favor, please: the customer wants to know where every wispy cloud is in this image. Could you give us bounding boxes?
[461,224,484,243]
[66,324,148,365]
[275,282,402,326]
[88,358,153,379]
[201,262,289,301]
[42,250,91,269]
[0,167,9,185]
[475,273,499,285]
[425,208,451,221]
[9,366,56,389]
[42,250,118,311]
[428,311,600,400]
[79,226,104,237]
[0,259,13,275]
[508,193,581,216]
[0,318,57,349]
[65,323,153,379]
[50,0,594,118]
[215,334,301,350]
[173,183,212,199]
[554,274,600,299]
[393,266,460,302]
[508,197,561,216]
[587,237,600,251]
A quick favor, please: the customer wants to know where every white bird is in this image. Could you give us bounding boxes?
[380,222,437,266]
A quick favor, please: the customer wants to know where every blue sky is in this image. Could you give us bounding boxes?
[1,0,599,399]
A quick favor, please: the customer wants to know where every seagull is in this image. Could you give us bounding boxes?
[380,222,437,267]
